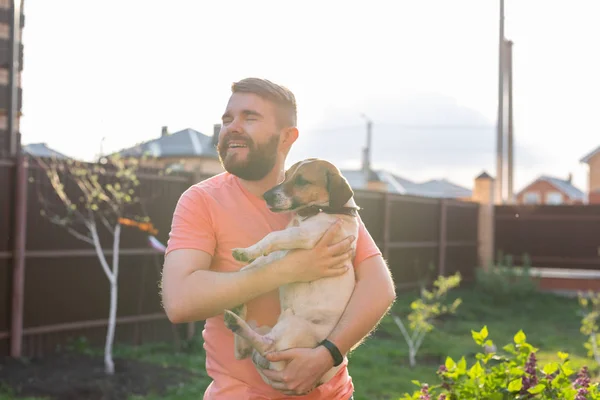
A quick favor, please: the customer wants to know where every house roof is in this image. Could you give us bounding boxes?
[580,145,600,164]
[22,143,70,159]
[517,175,585,201]
[115,128,219,159]
[475,171,493,180]
[341,168,472,199]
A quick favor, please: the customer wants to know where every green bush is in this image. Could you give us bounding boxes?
[403,326,597,399]
[475,252,541,301]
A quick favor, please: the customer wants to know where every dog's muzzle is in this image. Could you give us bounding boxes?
[263,188,293,211]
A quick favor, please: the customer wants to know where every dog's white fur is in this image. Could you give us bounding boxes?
[223,158,359,388]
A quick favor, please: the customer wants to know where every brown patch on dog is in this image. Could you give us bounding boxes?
[273,159,354,210]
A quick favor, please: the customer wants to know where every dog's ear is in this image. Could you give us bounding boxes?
[327,170,354,209]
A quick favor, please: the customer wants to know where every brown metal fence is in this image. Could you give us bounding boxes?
[0,157,480,358]
[495,204,600,270]
[356,190,479,289]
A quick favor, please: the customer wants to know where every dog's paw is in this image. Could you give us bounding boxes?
[223,310,241,333]
[230,304,247,319]
[232,248,255,263]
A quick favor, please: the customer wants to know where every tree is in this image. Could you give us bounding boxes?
[392,272,462,367]
[32,153,156,375]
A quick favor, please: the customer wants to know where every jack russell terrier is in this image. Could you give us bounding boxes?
[223,158,360,389]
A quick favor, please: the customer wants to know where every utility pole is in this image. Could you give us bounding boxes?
[506,40,514,203]
[7,0,22,157]
[495,0,505,204]
[360,113,372,179]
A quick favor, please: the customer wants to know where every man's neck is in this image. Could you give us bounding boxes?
[238,165,285,198]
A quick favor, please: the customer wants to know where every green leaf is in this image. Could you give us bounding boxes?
[457,356,467,372]
[514,330,526,344]
[445,356,456,370]
[508,378,523,392]
[557,351,569,361]
[468,361,484,380]
[528,383,546,394]
[542,362,559,375]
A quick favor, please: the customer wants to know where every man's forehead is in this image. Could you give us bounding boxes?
[226,92,272,112]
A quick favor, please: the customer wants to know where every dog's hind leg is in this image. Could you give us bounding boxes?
[224,310,276,356]
[228,304,253,360]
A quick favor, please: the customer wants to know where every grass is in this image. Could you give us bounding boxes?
[106,284,596,400]
[1,281,595,400]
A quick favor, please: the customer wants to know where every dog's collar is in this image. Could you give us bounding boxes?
[297,205,360,220]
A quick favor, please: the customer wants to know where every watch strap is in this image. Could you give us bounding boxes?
[320,339,343,367]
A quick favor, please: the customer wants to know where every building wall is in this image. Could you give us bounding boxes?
[589,191,600,205]
[0,0,25,157]
[588,154,600,199]
[515,180,583,205]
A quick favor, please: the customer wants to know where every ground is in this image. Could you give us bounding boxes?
[0,352,199,400]
[0,274,597,400]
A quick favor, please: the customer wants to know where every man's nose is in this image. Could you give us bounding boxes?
[225,117,243,133]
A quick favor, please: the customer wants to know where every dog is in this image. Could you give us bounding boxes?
[223,158,360,389]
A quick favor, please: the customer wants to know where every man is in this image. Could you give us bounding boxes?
[161,78,396,399]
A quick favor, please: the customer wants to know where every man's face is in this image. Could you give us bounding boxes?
[217,92,282,181]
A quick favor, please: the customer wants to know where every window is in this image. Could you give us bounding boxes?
[523,192,540,204]
[545,191,563,205]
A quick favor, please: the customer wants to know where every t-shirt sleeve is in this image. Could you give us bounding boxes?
[353,214,382,266]
[165,186,216,257]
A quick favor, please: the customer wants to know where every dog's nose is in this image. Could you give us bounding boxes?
[263,190,275,204]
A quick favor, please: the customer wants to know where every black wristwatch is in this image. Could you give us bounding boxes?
[320,339,343,367]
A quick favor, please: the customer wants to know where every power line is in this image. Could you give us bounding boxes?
[302,123,495,134]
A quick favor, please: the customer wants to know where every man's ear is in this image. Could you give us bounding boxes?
[280,127,299,154]
[327,170,354,209]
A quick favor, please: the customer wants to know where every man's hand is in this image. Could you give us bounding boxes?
[282,220,355,283]
[260,346,334,396]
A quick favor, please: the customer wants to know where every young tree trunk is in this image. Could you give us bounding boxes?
[409,348,416,368]
[104,224,121,375]
[89,222,121,375]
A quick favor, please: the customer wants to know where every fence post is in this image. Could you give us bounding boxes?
[382,192,391,260]
[10,152,28,358]
[438,199,447,276]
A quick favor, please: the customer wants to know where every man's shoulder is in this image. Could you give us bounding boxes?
[181,172,239,200]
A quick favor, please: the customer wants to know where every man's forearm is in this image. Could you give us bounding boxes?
[164,252,294,323]
[325,256,396,356]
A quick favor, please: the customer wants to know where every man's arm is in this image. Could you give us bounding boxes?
[324,254,396,355]
[161,222,355,324]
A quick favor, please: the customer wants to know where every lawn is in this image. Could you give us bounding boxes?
[0,281,596,400]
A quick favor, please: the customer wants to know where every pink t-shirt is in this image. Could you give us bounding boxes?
[166,172,381,400]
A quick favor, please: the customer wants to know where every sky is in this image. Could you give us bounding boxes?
[17,0,600,194]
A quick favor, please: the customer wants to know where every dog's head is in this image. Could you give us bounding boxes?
[263,158,354,212]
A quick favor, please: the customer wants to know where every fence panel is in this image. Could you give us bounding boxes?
[0,163,481,357]
[0,160,195,357]
[495,204,600,270]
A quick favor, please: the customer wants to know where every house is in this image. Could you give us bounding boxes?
[580,145,600,204]
[112,125,224,179]
[514,175,585,205]
[340,168,473,199]
[22,143,70,160]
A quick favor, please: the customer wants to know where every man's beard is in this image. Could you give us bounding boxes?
[217,133,280,181]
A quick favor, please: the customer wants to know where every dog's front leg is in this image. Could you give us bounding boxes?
[233,226,325,263]
[239,250,286,272]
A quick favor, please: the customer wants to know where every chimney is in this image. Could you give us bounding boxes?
[567,172,573,184]
[161,126,169,137]
[212,124,221,147]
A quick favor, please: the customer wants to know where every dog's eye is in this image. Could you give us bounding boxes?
[295,175,310,186]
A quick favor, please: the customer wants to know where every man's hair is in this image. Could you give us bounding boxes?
[231,77,297,127]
